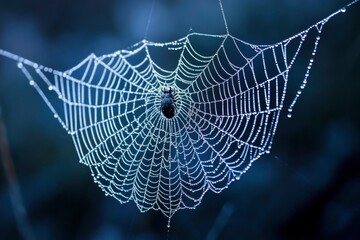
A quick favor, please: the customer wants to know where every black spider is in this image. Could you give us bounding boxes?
[160,88,177,119]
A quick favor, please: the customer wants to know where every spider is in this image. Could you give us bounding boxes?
[160,88,177,119]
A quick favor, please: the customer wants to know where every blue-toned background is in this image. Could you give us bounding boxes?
[0,0,359,239]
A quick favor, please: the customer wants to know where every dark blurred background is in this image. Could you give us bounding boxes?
[0,0,359,239]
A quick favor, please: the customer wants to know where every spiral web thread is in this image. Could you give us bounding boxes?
[0,2,357,220]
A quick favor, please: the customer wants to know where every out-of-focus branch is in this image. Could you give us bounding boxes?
[0,106,35,240]
[206,203,234,240]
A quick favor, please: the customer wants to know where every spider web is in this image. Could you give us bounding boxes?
[0,1,357,220]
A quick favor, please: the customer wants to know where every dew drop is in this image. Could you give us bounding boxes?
[341,8,346,13]
[29,80,35,86]
[287,113,292,118]
[17,62,23,68]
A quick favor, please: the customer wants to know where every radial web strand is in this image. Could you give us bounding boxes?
[0,1,358,219]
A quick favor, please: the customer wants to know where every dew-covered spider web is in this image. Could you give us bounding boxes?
[0,0,358,222]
